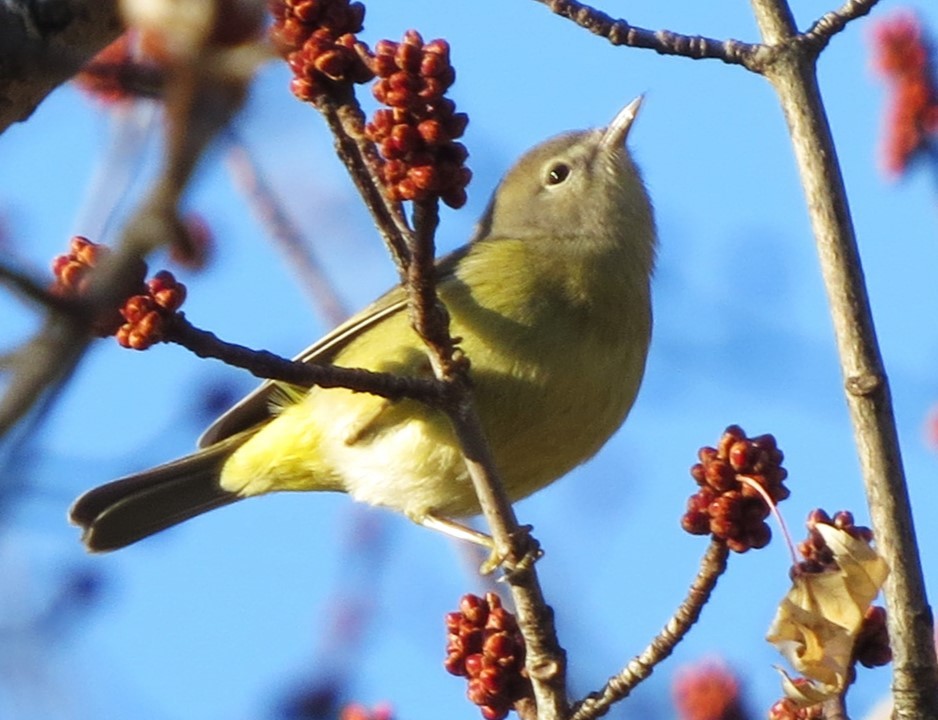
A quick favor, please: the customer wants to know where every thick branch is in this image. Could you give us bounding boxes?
[748,1,938,717]
[531,0,760,69]
[0,0,123,133]
[0,317,89,436]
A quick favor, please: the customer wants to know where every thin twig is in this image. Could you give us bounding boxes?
[408,200,460,378]
[164,314,443,404]
[570,540,730,720]
[802,0,882,53]
[2,33,264,440]
[748,0,938,717]
[315,91,413,274]
[530,0,760,69]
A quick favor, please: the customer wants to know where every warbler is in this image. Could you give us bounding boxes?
[70,97,656,552]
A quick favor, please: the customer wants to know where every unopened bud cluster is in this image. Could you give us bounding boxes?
[682,425,789,553]
[117,270,187,350]
[366,30,471,208]
[795,509,873,574]
[269,0,374,101]
[444,593,531,720]
[50,237,186,350]
[50,236,147,336]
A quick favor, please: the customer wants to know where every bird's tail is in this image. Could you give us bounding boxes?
[69,431,254,553]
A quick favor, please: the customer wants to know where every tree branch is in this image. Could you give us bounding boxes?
[570,540,730,720]
[802,0,882,53]
[315,91,413,275]
[407,199,570,719]
[530,0,760,69]
[0,0,123,133]
[748,1,938,717]
[0,259,72,312]
[222,128,350,327]
[310,73,572,718]
[0,236,149,437]
[164,314,444,404]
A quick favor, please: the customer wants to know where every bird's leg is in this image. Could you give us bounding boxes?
[418,513,507,574]
[418,514,544,575]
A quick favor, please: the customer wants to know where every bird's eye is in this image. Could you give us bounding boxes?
[546,162,571,185]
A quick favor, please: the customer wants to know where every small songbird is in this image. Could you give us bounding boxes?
[70,97,656,553]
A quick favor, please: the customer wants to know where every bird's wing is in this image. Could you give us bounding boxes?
[197,248,469,448]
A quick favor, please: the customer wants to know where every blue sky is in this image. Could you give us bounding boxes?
[2,2,938,719]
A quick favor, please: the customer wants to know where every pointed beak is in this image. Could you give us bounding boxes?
[599,95,644,151]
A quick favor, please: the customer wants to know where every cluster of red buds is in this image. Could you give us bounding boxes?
[871,11,938,176]
[682,425,789,553]
[795,509,873,574]
[116,270,187,350]
[444,593,532,720]
[366,30,471,208]
[50,236,147,336]
[672,659,748,720]
[269,0,374,101]
[50,236,186,350]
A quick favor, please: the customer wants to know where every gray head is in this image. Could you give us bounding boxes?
[476,98,656,274]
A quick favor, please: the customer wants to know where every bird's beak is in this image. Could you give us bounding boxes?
[600,95,644,150]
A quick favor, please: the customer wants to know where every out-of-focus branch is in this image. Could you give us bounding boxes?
[747,1,938,718]
[0,8,265,441]
[0,261,71,312]
[0,0,123,133]
[570,540,730,720]
[0,239,153,437]
[223,129,349,327]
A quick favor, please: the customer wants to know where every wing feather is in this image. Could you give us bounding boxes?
[197,247,469,448]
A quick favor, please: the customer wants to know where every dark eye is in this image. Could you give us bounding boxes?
[546,162,570,185]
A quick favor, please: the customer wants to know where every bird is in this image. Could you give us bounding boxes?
[70,97,656,553]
